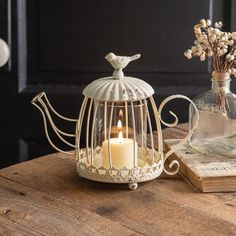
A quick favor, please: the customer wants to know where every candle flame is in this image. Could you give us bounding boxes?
[117,120,123,143]
[117,119,122,130]
[118,131,123,143]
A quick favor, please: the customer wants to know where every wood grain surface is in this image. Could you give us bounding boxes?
[0,123,235,236]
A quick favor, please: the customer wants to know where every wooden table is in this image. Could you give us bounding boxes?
[0,124,235,236]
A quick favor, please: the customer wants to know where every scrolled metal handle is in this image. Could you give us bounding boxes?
[158,94,199,175]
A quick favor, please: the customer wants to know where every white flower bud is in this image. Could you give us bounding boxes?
[223,32,228,40]
[200,53,206,61]
[229,40,234,46]
[222,48,228,54]
[226,54,235,61]
[231,32,236,40]
[226,54,231,60]
[229,55,235,61]
[184,50,192,59]
[200,19,207,27]
[196,48,203,56]
[215,21,223,28]
[231,68,236,77]
[206,19,211,26]
[231,68,236,73]
[186,53,192,59]
[191,46,197,52]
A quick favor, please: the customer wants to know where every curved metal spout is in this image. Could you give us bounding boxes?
[31,92,77,155]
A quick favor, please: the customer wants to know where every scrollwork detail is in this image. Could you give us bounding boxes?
[158,94,199,175]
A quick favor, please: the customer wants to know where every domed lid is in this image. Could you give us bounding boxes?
[83,52,154,101]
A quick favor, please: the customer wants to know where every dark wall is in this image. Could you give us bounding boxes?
[0,0,235,167]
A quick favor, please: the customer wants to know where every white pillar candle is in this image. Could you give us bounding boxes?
[102,120,137,169]
[102,138,137,169]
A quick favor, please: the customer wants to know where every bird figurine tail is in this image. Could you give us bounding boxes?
[130,54,141,61]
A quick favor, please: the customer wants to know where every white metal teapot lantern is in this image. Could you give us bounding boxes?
[32,52,199,189]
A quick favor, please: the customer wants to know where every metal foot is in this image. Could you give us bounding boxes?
[129,182,138,190]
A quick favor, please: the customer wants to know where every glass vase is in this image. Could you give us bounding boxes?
[189,72,236,157]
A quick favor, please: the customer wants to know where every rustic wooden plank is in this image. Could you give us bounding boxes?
[142,180,236,225]
[1,123,235,235]
[0,174,140,236]
[1,145,236,235]
[0,215,41,236]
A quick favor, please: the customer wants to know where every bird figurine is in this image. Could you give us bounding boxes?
[105,52,141,79]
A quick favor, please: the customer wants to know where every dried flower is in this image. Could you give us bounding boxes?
[206,19,211,26]
[184,19,236,76]
[222,48,227,54]
[214,21,222,28]
[200,19,207,27]
[226,54,231,60]
[232,32,236,40]
[184,50,192,59]
[229,55,235,61]
[231,68,236,77]
[229,40,234,46]
[200,53,206,61]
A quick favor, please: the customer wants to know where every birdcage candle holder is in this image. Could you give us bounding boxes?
[32,52,199,190]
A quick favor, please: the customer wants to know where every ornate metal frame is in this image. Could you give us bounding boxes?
[32,92,199,190]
